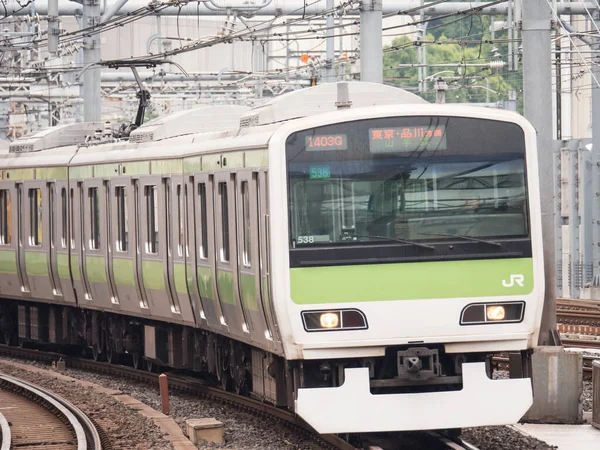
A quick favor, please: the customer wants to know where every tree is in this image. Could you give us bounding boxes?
[383,4,523,108]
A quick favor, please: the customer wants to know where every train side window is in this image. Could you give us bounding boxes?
[0,190,11,245]
[145,185,158,254]
[70,189,76,249]
[198,183,208,259]
[115,187,128,252]
[219,182,230,263]
[49,185,55,249]
[241,181,251,267]
[89,187,100,250]
[177,184,183,257]
[184,184,189,257]
[29,188,42,246]
[61,188,67,248]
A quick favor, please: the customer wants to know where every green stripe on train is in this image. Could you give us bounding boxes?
[25,252,48,277]
[197,266,215,299]
[217,271,236,305]
[142,260,166,291]
[0,250,17,274]
[290,257,534,304]
[113,258,135,287]
[86,255,107,283]
[57,253,70,279]
[239,273,259,311]
[174,263,188,294]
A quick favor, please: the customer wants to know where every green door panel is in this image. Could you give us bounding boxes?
[197,267,215,299]
[57,253,70,279]
[239,273,259,311]
[86,255,107,283]
[174,263,188,294]
[290,257,534,305]
[217,271,236,305]
[70,255,81,281]
[113,258,135,287]
[25,252,48,277]
[0,250,17,274]
[142,260,166,291]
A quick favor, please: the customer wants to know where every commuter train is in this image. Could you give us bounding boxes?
[0,82,542,434]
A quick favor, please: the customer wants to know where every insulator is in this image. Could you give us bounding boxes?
[488,60,505,69]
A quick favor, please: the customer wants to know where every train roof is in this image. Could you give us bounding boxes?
[0,82,531,171]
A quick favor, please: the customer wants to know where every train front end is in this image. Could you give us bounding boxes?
[269,104,544,433]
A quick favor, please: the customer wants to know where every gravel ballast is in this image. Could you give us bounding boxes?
[0,360,173,449]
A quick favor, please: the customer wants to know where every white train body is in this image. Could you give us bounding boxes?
[0,82,543,434]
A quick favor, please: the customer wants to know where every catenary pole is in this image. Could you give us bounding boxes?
[522,0,556,345]
[82,0,101,122]
[360,0,383,83]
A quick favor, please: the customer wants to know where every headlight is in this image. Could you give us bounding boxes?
[319,312,340,328]
[460,301,525,325]
[302,309,368,332]
[486,305,506,321]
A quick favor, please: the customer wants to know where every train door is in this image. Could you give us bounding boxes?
[109,178,148,315]
[80,179,112,309]
[23,181,54,302]
[257,171,282,350]
[47,183,62,301]
[138,176,181,320]
[236,170,276,350]
[0,182,22,298]
[165,176,195,326]
[69,183,89,304]
[213,171,250,340]
[132,179,149,311]
[194,173,227,333]
[55,182,76,304]
[184,175,206,327]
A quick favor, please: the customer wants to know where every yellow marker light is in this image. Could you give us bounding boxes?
[486,305,506,321]
[320,312,340,328]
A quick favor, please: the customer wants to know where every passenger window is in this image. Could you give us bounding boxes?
[49,186,55,248]
[89,187,100,250]
[241,181,251,267]
[177,184,183,257]
[29,188,42,246]
[219,182,230,263]
[61,188,67,248]
[145,185,159,254]
[0,190,12,245]
[70,189,75,249]
[198,183,208,259]
[116,186,128,252]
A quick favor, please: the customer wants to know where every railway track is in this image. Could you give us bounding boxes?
[0,344,480,450]
[0,372,103,450]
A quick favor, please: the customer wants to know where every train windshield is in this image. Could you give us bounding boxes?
[285,116,530,265]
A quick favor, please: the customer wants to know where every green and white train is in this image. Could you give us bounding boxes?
[0,82,542,433]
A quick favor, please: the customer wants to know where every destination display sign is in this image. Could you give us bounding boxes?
[305,134,348,151]
[368,125,447,153]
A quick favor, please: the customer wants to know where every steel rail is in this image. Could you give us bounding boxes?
[11,376,103,450]
[0,374,97,450]
[0,411,10,450]
[0,344,352,450]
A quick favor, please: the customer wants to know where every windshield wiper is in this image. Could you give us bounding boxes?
[418,232,501,247]
[349,234,435,250]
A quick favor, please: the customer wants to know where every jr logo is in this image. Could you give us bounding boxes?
[502,274,525,288]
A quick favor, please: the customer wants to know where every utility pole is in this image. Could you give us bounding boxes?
[360,0,382,83]
[323,0,335,82]
[591,10,600,289]
[522,0,556,346]
[47,0,59,55]
[82,0,101,122]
